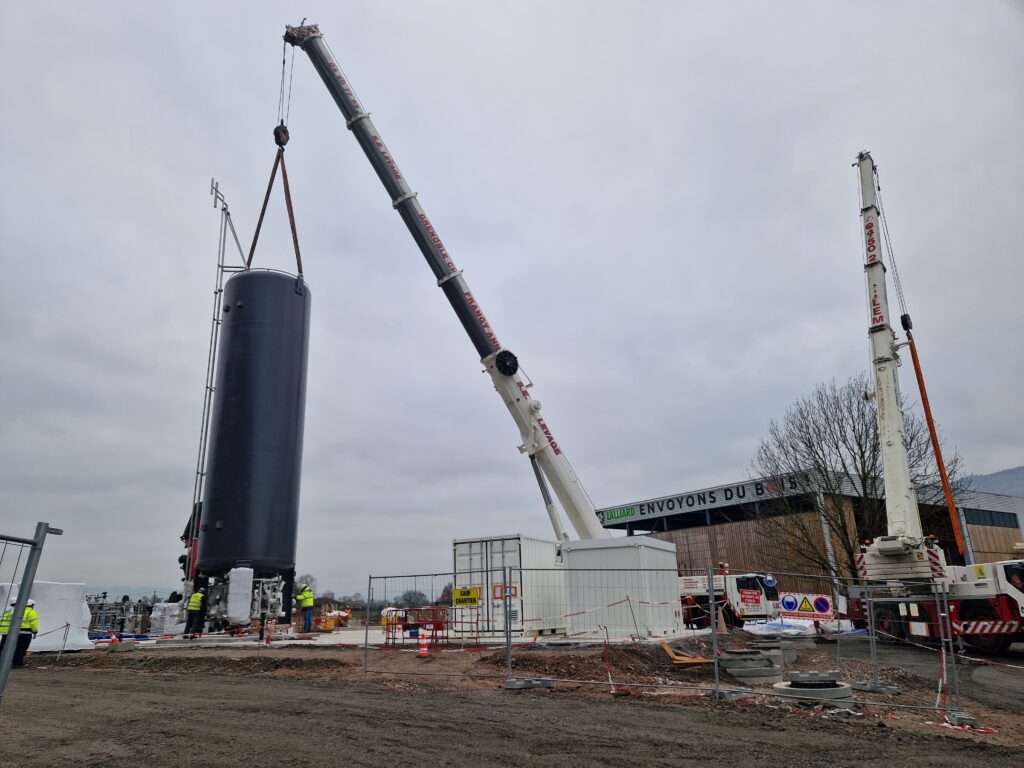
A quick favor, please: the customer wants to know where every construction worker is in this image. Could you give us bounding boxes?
[295,583,315,633]
[0,600,16,663]
[0,598,38,667]
[184,588,205,639]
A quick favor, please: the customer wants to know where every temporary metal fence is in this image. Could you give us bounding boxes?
[363,567,725,686]
[363,564,989,724]
[0,522,63,703]
[836,579,963,713]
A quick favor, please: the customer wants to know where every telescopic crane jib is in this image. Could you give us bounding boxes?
[283,23,608,541]
[855,151,947,581]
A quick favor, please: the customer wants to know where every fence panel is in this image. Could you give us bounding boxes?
[363,572,510,684]
[835,580,963,714]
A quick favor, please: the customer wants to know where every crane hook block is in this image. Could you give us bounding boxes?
[274,123,290,148]
[495,350,519,377]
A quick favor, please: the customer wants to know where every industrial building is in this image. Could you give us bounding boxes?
[597,476,1023,577]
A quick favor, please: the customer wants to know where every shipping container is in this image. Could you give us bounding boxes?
[562,537,681,639]
[452,534,566,635]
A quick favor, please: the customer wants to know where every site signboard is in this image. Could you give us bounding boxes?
[778,593,833,619]
[452,587,481,607]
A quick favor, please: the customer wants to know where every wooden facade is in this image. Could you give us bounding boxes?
[967,524,1022,563]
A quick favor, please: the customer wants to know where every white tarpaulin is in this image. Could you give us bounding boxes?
[227,567,254,624]
[149,601,185,636]
[0,581,93,651]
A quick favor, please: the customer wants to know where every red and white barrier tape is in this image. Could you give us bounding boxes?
[874,628,1024,670]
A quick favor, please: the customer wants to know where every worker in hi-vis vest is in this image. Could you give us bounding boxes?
[1,598,38,667]
[184,588,205,639]
[295,583,315,633]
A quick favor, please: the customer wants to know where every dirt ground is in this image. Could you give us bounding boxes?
[2,641,1021,768]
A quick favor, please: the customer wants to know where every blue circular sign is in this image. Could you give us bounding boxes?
[764,574,777,588]
[781,595,798,611]
[813,596,831,614]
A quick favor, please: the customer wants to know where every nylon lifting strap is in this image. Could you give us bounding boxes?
[246,123,304,276]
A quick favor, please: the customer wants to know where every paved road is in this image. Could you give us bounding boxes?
[834,634,1024,710]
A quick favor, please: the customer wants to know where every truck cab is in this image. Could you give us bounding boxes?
[678,572,779,628]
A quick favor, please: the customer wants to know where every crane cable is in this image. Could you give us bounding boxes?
[277,33,299,128]
[247,31,305,276]
[873,169,909,322]
[873,165,970,561]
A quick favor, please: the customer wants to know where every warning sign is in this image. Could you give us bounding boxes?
[739,589,761,605]
[778,593,833,619]
[452,587,480,607]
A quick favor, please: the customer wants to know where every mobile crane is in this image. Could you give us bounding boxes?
[283,24,608,543]
[853,151,1023,652]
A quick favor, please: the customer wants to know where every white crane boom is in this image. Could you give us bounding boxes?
[855,151,946,581]
[284,24,607,540]
[856,151,922,541]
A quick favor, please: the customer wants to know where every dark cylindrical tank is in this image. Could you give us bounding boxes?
[197,269,311,576]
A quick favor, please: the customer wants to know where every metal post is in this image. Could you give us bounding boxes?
[933,582,974,724]
[933,585,947,711]
[815,492,841,587]
[835,583,842,667]
[853,586,900,694]
[0,523,63,703]
[504,566,513,684]
[707,567,720,699]
[363,575,372,682]
[625,595,641,640]
[867,589,880,687]
[940,585,962,713]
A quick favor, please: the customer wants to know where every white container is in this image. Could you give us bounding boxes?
[452,534,566,635]
[562,536,681,640]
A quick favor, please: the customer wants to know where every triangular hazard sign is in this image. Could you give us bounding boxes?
[797,596,814,613]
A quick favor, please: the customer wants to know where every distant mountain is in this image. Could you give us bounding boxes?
[969,466,1024,497]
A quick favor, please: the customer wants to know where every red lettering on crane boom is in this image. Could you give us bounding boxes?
[418,213,458,275]
[864,217,879,264]
[464,291,501,350]
[537,418,562,455]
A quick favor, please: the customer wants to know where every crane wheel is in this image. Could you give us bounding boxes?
[872,606,904,641]
[962,607,1012,653]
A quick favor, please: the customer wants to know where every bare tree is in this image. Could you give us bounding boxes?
[435,583,453,606]
[751,372,966,579]
[295,574,318,594]
[395,590,429,609]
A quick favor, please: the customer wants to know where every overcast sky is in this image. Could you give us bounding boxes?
[1,2,1021,596]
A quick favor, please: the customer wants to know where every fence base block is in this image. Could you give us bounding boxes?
[506,677,554,690]
[852,681,901,694]
[945,710,977,727]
